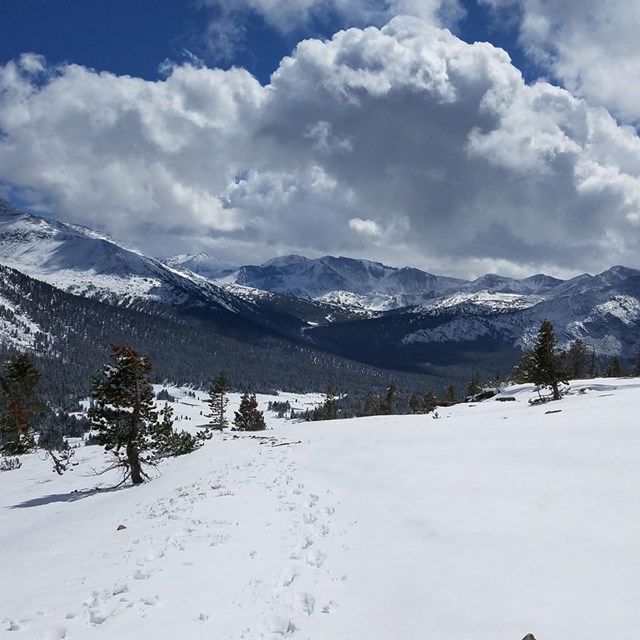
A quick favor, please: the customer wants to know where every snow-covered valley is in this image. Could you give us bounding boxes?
[2,382,640,639]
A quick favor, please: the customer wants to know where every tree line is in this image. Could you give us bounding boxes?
[0,264,448,407]
[0,345,268,482]
[3,319,637,481]
[303,319,640,417]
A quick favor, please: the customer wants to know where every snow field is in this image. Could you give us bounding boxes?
[2,380,640,639]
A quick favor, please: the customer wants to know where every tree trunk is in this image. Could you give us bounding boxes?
[127,441,143,484]
[129,378,143,484]
[551,382,560,401]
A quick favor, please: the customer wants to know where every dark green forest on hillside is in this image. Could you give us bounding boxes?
[0,266,450,406]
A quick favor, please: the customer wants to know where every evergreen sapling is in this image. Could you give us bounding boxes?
[233,393,266,431]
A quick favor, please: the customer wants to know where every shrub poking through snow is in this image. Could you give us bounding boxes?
[0,456,21,471]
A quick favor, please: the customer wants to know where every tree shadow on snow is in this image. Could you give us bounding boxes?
[8,485,132,509]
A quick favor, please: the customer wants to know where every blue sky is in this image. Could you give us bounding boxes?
[0,1,533,85]
[1,0,640,278]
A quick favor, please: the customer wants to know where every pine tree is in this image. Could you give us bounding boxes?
[588,350,599,378]
[606,355,622,378]
[149,403,200,458]
[530,320,567,401]
[379,384,396,415]
[512,350,535,384]
[423,390,438,414]
[466,371,482,398]
[633,344,640,377]
[408,393,421,414]
[444,384,457,405]
[312,384,338,421]
[207,371,230,430]
[88,345,160,484]
[0,354,42,456]
[233,393,266,431]
[362,393,381,416]
[323,384,338,420]
[566,339,588,379]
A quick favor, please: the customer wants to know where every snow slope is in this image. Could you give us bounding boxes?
[0,289,48,350]
[3,381,640,639]
[0,199,236,310]
[163,253,237,280]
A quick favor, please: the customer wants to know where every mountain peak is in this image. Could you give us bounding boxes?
[260,254,309,268]
[601,265,640,278]
[164,252,236,279]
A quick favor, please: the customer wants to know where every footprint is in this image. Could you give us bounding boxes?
[321,600,337,614]
[276,568,298,587]
[269,617,297,636]
[306,550,327,568]
[296,593,315,616]
[323,506,335,515]
[133,569,151,580]
[303,513,317,524]
[88,609,107,625]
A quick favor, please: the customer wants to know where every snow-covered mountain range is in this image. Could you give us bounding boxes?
[210,253,631,322]
[2,197,640,375]
[177,249,640,356]
[215,254,566,312]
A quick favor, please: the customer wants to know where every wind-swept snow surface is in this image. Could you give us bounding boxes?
[2,382,640,639]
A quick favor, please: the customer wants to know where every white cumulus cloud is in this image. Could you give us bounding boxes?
[2,17,640,276]
[481,0,640,124]
[349,218,382,237]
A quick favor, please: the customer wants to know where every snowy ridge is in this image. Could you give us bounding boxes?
[3,380,640,638]
[587,294,640,325]
[315,290,389,313]
[163,253,236,280]
[421,290,544,312]
[217,254,467,306]
[214,255,575,314]
[0,199,238,312]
